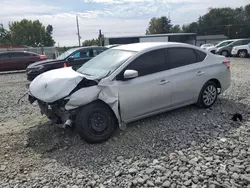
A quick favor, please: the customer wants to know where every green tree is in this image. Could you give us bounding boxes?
[146,16,172,34]
[9,19,55,47]
[0,24,11,45]
[182,4,250,38]
[170,25,181,33]
[82,34,105,46]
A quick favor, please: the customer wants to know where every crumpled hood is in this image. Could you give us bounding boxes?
[29,67,86,103]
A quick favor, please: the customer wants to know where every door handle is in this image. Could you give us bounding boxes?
[158,80,170,85]
[197,71,205,76]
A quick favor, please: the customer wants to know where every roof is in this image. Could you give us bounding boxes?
[197,35,228,40]
[107,33,197,39]
[113,42,192,52]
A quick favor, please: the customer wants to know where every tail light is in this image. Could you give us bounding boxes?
[223,59,230,69]
[40,55,46,60]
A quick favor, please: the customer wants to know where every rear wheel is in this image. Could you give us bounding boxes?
[238,50,247,58]
[75,101,118,144]
[197,81,218,108]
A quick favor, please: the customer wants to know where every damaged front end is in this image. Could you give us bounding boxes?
[28,67,122,129]
[29,94,74,126]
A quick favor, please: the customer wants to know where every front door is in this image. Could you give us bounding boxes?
[116,49,172,122]
[67,49,94,69]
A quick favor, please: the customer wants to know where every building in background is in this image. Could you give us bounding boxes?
[105,33,197,46]
[196,35,228,46]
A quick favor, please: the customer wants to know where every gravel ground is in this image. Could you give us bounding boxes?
[0,58,250,188]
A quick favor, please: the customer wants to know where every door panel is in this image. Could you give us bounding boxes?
[118,70,172,121]
[167,47,207,106]
[170,63,207,106]
[116,48,172,122]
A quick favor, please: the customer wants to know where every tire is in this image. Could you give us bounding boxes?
[197,81,218,108]
[238,50,247,58]
[75,101,118,144]
[221,50,229,57]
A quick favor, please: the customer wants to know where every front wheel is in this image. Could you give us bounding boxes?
[75,101,118,144]
[197,81,218,108]
[221,50,229,57]
[238,50,247,58]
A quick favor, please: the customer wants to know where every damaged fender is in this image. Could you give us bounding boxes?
[65,78,122,125]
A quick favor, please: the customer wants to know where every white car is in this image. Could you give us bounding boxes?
[206,39,237,54]
[28,42,231,144]
[200,44,214,50]
[231,44,250,58]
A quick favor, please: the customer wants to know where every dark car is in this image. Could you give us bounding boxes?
[215,38,250,57]
[26,46,108,81]
[0,51,47,71]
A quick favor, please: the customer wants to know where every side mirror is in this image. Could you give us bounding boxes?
[123,69,138,80]
[68,56,75,61]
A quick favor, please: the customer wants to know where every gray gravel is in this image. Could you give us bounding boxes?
[1,58,250,188]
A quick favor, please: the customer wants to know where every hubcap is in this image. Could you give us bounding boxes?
[88,111,108,134]
[203,85,217,106]
[239,52,246,58]
[222,51,228,57]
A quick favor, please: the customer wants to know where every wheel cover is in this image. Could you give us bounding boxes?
[202,85,217,106]
[222,51,228,56]
[239,51,246,57]
[88,111,108,135]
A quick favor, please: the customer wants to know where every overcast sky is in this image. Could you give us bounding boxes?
[1,0,249,46]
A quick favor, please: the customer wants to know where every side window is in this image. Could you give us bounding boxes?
[232,40,243,47]
[194,49,207,62]
[72,51,80,58]
[168,48,197,69]
[242,40,250,45]
[125,49,166,77]
[0,53,10,59]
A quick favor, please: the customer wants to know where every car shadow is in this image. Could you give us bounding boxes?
[26,97,250,171]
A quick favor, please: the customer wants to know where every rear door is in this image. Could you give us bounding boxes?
[9,52,31,70]
[167,47,208,106]
[0,53,12,71]
[117,48,172,122]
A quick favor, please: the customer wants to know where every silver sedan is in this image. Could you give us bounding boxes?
[28,42,231,143]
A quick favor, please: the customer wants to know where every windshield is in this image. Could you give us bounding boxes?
[202,44,213,47]
[77,49,136,78]
[56,48,77,60]
[215,41,233,48]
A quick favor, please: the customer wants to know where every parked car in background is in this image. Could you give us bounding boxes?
[28,42,231,144]
[231,44,250,58]
[216,39,250,57]
[200,43,214,50]
[105,44,120,48]
[0,51,46,71]
[206,39,236,54]
[26,46,108,81]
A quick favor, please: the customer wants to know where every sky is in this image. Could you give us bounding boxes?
[1,0,249,46]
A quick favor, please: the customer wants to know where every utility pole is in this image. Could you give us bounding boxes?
[226,18,232,38]
[76,15,81,46]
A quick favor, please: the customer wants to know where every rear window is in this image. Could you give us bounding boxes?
[195,49,207,62]
[0,53,10,59]
[10,52,30,58]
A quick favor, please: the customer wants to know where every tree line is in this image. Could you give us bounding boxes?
[0,19,55,47]
[146,4,250,38]
[1,4,249,47]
